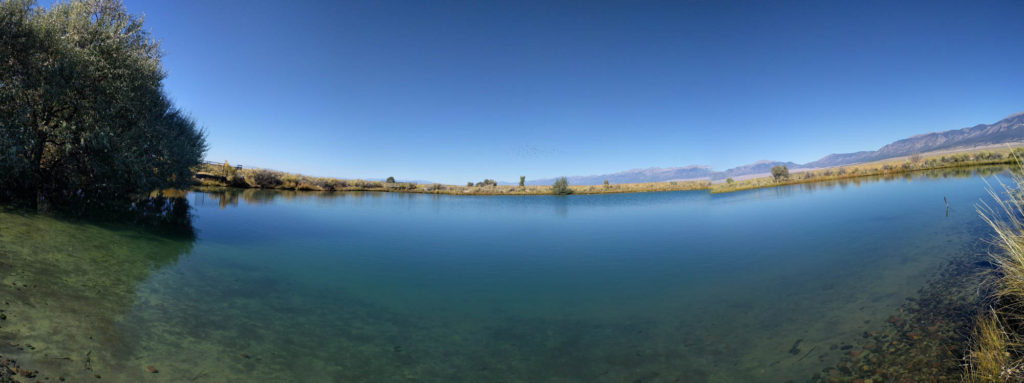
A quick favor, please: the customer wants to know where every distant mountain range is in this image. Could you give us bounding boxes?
[525,112,1024,185]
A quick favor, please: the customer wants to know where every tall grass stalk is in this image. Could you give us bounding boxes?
[969,158,1024,381]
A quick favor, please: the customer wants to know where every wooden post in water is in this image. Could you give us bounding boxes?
[944,196,949,217]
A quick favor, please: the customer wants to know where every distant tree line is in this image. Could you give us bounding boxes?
[0,0,206,210]
[471,179,498,187]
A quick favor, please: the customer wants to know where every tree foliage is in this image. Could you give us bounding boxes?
[770,165,789,182]
[519,176,525,187]
[474,179,497,187]
[0,0,206,208]
[551,176,572,195]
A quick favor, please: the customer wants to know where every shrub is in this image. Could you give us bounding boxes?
[386,176,396,183]
[247,170,280,188]
[228,175,251,188]
[467,182,474,187]
[1013,148,1024,159]
[222,161,238,179]
[726,178,734,184]
[552,177,572,195]
[474,179,498,187]
[0,0,206,206]
[771,165,789,182]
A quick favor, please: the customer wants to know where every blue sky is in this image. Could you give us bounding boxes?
[113,0,1024,184]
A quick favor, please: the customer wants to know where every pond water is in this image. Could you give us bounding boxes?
[0,167,1008,382]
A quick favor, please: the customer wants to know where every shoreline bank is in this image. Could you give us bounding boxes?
[192,156,1018,197]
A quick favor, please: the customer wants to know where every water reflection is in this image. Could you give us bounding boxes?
[793,165,1009,193]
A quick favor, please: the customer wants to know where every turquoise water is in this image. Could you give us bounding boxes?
[0,168,1006,382]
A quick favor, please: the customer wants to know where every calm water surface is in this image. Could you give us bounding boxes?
[0,168,1007,382]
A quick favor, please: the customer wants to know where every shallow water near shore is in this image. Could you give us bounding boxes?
[0,167,1009,382]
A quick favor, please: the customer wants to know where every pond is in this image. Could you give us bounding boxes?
[0,167,1007,382]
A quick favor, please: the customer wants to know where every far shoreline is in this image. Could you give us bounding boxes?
[192,146,1024,197]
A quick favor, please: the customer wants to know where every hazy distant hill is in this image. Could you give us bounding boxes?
[804,112,1024,168]
[712,160,802,180]
[519,112,1024,186]
[526,166,712,186]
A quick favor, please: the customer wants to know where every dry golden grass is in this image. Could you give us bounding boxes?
[712,147,1024,194]
[194,146,1024,196]
[967,157,1024,382]
[193,163,710,195]
[963,312,1015,382]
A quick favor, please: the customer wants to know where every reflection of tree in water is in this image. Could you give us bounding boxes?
[0,199,197,380]
[193,187,387,209]
[553,196,569,217]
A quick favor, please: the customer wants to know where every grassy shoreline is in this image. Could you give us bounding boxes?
[965,163,1024,381]
[711,158,1020,194]
[192,163,711,195]
[194,146,1024,196]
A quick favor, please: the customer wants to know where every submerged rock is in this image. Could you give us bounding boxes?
[811,250,989,383]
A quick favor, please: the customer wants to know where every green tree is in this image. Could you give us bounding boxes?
[726,178,734,184]
[771,165,789,182]
[552,177,572,195]
[0,0,206,208]
[467,182,474,187]
[386,176,396,183]
[519,176,525,187]
[603,179,610,187]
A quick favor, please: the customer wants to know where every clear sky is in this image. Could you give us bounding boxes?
[113,0,1024,184]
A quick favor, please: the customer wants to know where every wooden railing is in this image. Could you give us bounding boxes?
[203,161,243,170]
